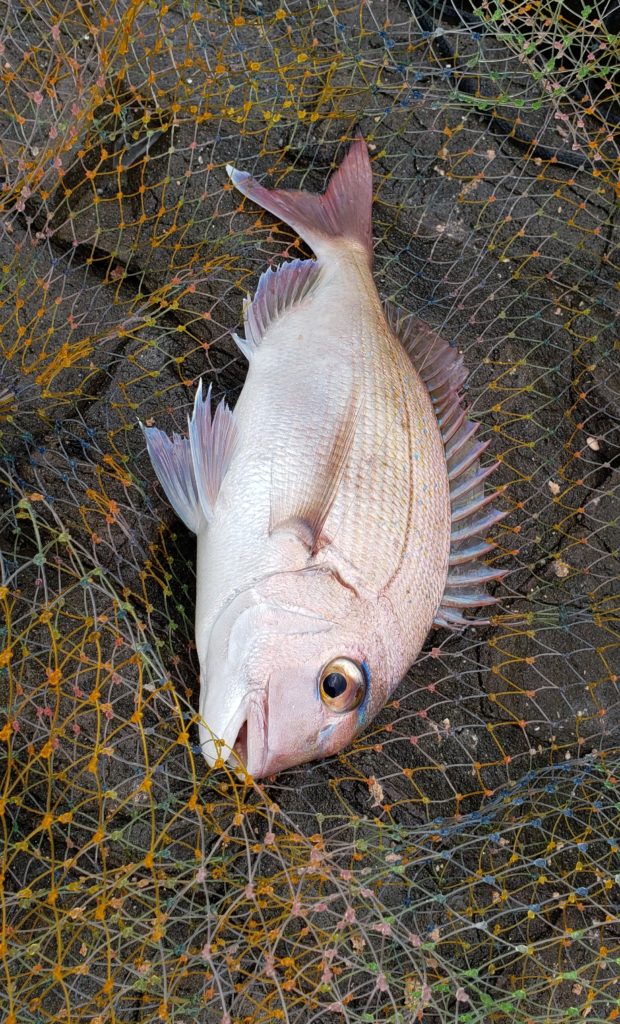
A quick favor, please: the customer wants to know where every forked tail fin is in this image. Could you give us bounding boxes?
[226,133,373,262]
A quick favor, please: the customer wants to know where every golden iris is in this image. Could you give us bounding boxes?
[319,657,367,712]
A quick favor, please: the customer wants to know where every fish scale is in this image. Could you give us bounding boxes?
[142,134,506,777]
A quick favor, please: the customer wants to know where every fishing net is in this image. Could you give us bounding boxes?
[1,0,618,1020]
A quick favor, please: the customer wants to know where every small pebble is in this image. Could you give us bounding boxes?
[586,436,600,451]
[368,776,384,806]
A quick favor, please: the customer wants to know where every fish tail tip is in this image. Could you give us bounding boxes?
[351,126,367,147]
[226,164,251,187]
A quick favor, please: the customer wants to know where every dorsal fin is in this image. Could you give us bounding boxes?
[385,302,508,629]
[142,380,238,534]
[232,258,321,359]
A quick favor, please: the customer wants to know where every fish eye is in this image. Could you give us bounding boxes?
[319,657,367,712]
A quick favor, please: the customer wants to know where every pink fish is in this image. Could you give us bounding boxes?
[143,135,506,778]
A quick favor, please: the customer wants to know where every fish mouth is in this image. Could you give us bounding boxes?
[226,696,268,778]
[199,688,267,777]
[233,720,248,764]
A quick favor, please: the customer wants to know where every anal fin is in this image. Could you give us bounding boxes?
[233,258,321,359]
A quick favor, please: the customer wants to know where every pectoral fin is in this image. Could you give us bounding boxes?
[270,401,359,557]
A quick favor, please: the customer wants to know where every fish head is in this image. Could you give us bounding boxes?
[198,570,395,778]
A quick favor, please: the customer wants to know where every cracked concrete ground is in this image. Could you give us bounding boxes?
[1,0,618,1020]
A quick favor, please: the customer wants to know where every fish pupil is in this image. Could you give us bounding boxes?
[323,672,347,699]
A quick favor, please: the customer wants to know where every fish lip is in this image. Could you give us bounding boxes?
[199,685,266,774]
[226,690,268,778]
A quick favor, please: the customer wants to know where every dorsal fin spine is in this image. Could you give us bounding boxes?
[384,301,507,630]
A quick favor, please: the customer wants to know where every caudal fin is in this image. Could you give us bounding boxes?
[226,133,373,262]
